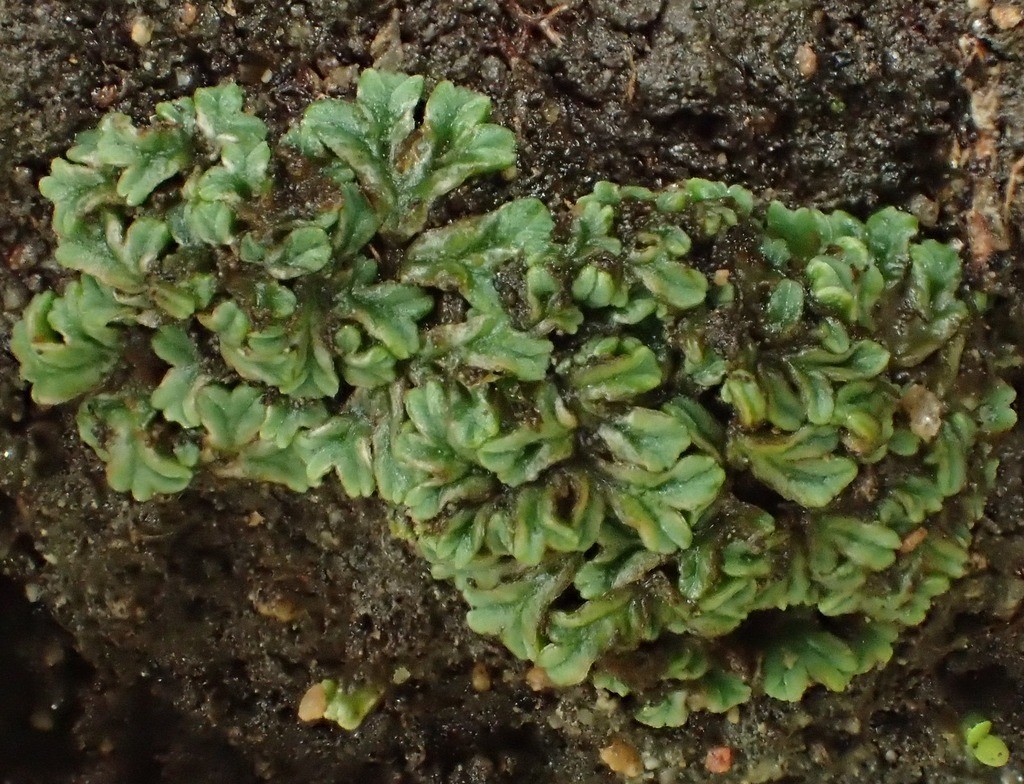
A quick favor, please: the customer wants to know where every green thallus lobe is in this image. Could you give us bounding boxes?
[965,719,1011,768]
[13,70,1017,727]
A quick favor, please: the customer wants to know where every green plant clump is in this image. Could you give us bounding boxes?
[13,71,1017,726]
[965,719,1011,768]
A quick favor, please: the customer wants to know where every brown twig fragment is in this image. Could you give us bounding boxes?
[503,0,570,48]
[1003,155,1024,228]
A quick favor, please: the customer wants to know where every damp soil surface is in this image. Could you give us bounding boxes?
[1,1,1023,782]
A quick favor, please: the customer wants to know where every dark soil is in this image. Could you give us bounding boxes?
[1,1,1023,782]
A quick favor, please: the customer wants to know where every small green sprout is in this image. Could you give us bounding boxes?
[966,719,1011,768]
[320,680,383,730]
[13,70,1018,726]
[298,679,384,731]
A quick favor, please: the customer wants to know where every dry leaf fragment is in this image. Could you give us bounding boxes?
[899,527,929,554]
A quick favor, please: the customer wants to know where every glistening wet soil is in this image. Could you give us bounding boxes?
[0,1,1022,782]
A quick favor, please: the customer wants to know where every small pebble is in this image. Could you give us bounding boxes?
[810,743,830,765]
[795,43,818,78]
[472,662,492,692]
[180,2,198,27]
[525,665,553,692]
[3,284,27,311]
[991,4,1023,27]
[705,746,733,774]
[600,739,643,778]
[901,384,943,441]
[909,194,940,227]
[131,16,153,47]
[91,84,119,109]
[298,683,327,722]
[325,64,358,91]
[252,596,300,622]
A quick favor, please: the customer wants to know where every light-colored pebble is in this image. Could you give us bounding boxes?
[298,683,327,722]
[796,43,818,78]
[901,384,943,441]
[472,662,492,692]
[525,665,553,691]
[991,4,1023,28]
[131,16,153,47]
[909,194,940,227]
[600,739,644,777]
[705,746,733,774]
[180,3,198,27]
